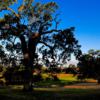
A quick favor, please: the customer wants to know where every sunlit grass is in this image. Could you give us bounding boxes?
[57,74,77,81]
[42,73,77,81]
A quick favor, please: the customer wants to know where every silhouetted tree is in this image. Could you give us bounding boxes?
[78,50,100,83]
[66,64,78,74]
[0,0,81,90]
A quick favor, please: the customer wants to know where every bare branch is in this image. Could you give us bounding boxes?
[54,14,61,29]
[39,23,51,34]
[27,0,34,8]
[7,7,20,18]
[8,37,17,46]
[0,7,20,18]
[42,29,62,35]
[39,41,52,49]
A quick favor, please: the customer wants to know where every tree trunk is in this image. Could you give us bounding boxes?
[19,35,37,91]
[23,68,33,91]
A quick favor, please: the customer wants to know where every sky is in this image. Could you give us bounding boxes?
[36,0,100,64]
[0,0,100,62]
[0,0,100,53]
[37,0,100,53]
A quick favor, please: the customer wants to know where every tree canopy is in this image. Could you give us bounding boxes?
[0,0,81,67]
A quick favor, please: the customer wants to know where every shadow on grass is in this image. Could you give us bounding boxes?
[33,79,79,88]
[0,86,100,100]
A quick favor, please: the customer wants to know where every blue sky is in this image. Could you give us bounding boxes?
[37,0,100,53]
[0,0,100,54]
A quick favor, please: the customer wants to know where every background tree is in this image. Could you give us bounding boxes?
[78,49,100,83]
[0,0,81,90]
[65,64,78,75]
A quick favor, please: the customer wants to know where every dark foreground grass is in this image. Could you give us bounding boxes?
[0,86,100,100]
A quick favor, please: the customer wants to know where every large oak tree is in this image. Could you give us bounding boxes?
[0,0,81,90]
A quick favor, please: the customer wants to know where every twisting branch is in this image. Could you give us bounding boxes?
[39,41,52,49]
[27,0,34,8]
[54,14,61,29]
[39,41,55,59]
[7,37,17,47]
[7,7,19,17]
[39,22,51,34]
[42,29,62,35]
[0,7,20,18]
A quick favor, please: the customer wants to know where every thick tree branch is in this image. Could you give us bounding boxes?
[19,34,27,54]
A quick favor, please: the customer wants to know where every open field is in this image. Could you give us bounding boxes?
[0,74,100,100]
[37,73,97,87]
